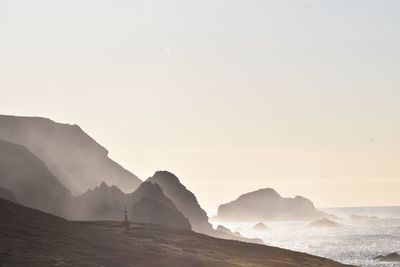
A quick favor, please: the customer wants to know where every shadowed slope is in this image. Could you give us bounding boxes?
[0,186,18,203]
[0,140,72,216]
[0,114,141,194]
[0,198,353,267]
[147,171,212,234]
[73,181,191,229]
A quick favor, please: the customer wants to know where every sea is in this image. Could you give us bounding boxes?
[208,207,400,267]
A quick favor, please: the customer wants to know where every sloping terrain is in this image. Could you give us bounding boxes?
[0,186,18,203]
[0,140,72,216]
[0,198,353,267]
[0,114,141,194]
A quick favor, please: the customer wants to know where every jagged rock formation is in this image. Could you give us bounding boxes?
[214,188,325,222]
[147,171,213,234]
[0,198,352,267]
[0,140,72,216]
[252,222,270,230]
[72,181,128,220]
[73,181,191,230]
[0,115,141,194]
[0,186,18,203]
[146,171,265,243]
[0,140,190,229]
[128,182,191,229]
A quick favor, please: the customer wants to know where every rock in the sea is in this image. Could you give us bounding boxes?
[234,231,242,237]
[308,218,342,228]
[214,188,326,221]
[373,252,400,262]
[216,225,233,235]
[252,222,270,230]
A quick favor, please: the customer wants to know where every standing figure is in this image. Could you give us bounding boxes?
[123,206,130,230]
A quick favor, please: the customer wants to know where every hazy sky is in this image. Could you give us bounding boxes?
[1,0,399,210]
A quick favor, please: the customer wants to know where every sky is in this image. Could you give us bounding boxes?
[1,0,399,210]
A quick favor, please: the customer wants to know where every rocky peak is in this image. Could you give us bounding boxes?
[147,171,214,234]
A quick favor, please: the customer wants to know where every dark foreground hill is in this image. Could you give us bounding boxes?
[0,198,353,267]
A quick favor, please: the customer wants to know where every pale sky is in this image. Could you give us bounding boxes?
[1,0,399,210]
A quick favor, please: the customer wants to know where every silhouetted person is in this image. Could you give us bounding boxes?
[123,206,130,231]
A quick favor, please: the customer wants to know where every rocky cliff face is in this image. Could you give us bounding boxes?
[0,140,72,216]
[73,181,191,229]
[0,139,189,229]
[72,181,128,220]
[0,115,141,194]
[147,171,213,234]
[128,182,191,229]
[214,188,324,221]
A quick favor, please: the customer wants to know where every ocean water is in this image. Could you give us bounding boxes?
[209,207,400,267]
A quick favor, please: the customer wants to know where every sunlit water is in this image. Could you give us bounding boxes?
[209,208,400,267]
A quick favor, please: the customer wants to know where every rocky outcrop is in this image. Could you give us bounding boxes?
[373,252,400,262]
[214,188,325,221]
[308,218,342,228]
[72,181,128,220]
[0,141,190,229]
[146,171,266,243]
[0,115,141,194]
[0,140,72,216]
[216,225,233,235]
[128,182,191,229]
[252,222,270,230]
[0,186,18,203]
[147,171,213,234]
[73,181,191,230]
[131,196,191,229]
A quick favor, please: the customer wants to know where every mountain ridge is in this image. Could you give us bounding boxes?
[0,114,141,194]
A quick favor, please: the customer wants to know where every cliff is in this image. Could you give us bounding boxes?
[0,115,141,194]
[147,171,213,234]
[0,140,72,216]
